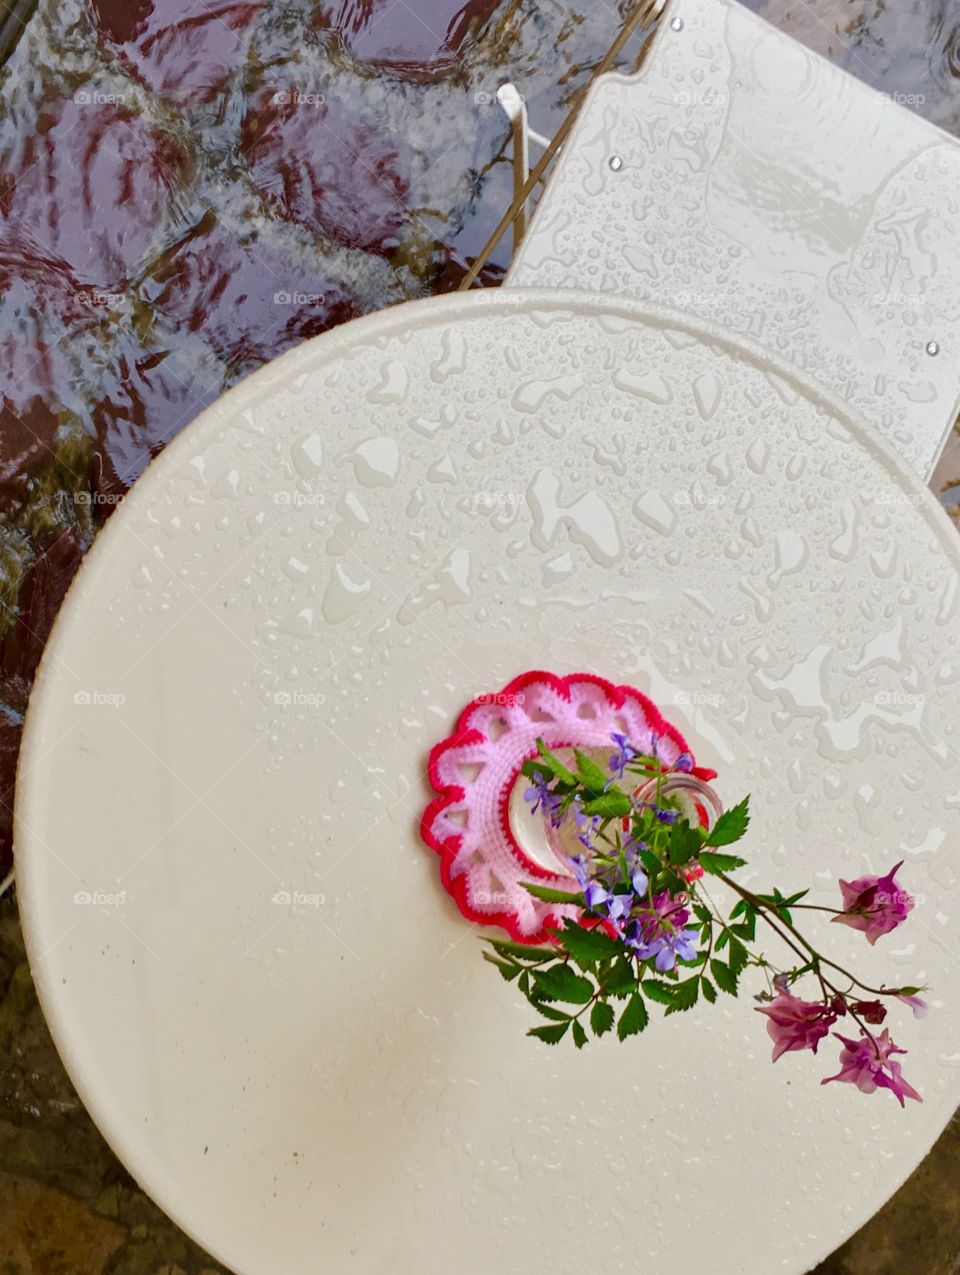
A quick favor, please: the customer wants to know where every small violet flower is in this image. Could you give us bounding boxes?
[833,861,915,946]
[755,991,837,1062]
[821,1029,922,1106]
[674,751,694,773]
[608,732,638,781]
[523,771,566,828]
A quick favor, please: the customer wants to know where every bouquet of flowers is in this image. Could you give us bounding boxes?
[483,735,926,1106]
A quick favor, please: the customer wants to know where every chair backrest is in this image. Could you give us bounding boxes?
[507,0,960,480]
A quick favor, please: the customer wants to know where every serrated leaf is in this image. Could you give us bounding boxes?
[727,936,749,975]
[641,979,677,1006]
[699,851,748,876]
[535,738,578,786]
[693,903,713,926]
[704,796,750,847]
[581,790,632,819]
[532,964,595,1005]
[590,1000,616,1037]
[552,920,622,967]
[531,1000,572,1023]
[518,970,530,995]
[701,976,717,1004]
[482,953,521,982]
[522,882,583,905]
[489,939,552,962]
[669,820,703,866]
[730,920,756,942]
[664,976,700,1016]
[528,1021,570,1045]
[572,1020,588,1049]
[638,847,661,876]
[710,959,738,996]
[617,992,649,1040]
[603,955,637,998]
[573,748,611,794]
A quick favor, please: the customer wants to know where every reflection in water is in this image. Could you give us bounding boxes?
[0,0,958,869]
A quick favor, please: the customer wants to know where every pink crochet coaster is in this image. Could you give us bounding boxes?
[421,670,705,942]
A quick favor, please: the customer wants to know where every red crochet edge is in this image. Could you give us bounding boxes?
[420,670,713,943]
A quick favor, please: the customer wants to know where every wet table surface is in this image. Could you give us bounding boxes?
[0,0,958,1271]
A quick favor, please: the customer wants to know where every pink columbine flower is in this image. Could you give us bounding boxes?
[755,991,837,1062]
[821,1029,922,1106]
[833,861,914,945]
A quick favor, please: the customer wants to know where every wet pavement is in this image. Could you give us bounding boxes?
[0,0,959,1271]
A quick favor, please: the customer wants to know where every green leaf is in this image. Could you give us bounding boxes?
[532,964,595,1005]
[518,971,530,995]
[581,790,632,819]
[488,939,552,962]
[664,976,700,1016]
[528,1021,570,1045]
[710,959,738,996]
[704,796,750,847]
[482,953,521,982]
[693,902,713,926]
[522,883,583,906]
[590,1000,616,1037]
[530,1000,572,1023]
[552,920,622,967]
[669,820,703,866]
[603,955,637,998]
[535,738,578,786]
[638,847,661,876]
[640,979,677,1006]
[701,976,717,1004]
[572,1020,588,1050]
[699,851,748,876]
[727,936,749,976]
[573,748,611,794]
[617,992,649,1040]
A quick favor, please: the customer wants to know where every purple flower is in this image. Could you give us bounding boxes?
[631,866,649,896]
[624,890,694,969]
[674,752,693,773]
[897,993,928,1019]
[821,1029,922,1106]
[523,771,566,827]
[756,992,837,1062]
[570,797,601,849]
[608,732,638,781]
[833,861,915,946]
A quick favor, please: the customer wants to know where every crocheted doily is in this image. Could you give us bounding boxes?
[420,670,713,942]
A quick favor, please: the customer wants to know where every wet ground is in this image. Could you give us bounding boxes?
[0,0,959,1271]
